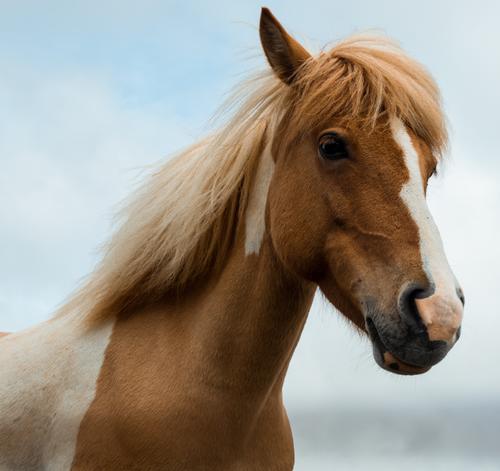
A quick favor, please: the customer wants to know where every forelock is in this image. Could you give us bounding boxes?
[287,34,448,157]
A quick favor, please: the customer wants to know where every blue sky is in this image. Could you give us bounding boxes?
[1,0,499,443]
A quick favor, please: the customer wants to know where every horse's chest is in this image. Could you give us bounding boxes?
[70,357,293,471]
[68,308,297,469]
[71,402,294,471]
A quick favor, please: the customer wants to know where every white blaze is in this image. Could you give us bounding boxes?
[245,141,275,255]
[391,118,462,334]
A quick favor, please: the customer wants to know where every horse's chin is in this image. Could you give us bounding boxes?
[371,341,432,376]
[366,317,432,376]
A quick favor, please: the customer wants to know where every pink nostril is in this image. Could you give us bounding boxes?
[414,293,463,344]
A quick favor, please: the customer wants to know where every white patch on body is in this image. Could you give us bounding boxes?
[245,141,275,255]
[0,312,114,470]
[391,118,462,337]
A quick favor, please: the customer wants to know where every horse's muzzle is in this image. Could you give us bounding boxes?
[365,285,464,375]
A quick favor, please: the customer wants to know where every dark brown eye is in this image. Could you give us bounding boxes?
[318,133,349,161]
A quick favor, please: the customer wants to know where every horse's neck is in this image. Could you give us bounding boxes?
[181,233,315,399]
[66,207,316,467]
[68,232,314,468]
[116,229,315,406]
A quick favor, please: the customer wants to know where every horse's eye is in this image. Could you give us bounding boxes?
[318,133,349,161]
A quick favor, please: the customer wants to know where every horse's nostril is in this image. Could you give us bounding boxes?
[411,283,463,345]
[457,287,465,306]
[398,283,432,334]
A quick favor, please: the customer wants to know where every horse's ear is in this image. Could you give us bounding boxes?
[259,8,311,85]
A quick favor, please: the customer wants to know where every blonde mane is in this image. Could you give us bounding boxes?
[58,34,448,322]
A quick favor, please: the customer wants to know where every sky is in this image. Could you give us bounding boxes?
[1,1,499,468]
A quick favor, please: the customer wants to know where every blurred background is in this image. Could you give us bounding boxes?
[1,1,499,469]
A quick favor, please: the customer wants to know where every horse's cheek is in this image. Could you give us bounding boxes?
[267,175,329,282]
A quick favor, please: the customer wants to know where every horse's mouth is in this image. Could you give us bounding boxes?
[366,318,431,376]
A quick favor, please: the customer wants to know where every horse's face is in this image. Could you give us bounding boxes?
[268,118,463,374]
[261,8,463,375]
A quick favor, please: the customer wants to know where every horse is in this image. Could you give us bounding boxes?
[0,8,464,471]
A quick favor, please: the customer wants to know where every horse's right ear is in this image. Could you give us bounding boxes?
[259,8,311,85]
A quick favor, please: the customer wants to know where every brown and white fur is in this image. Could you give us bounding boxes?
[0,8,463,471]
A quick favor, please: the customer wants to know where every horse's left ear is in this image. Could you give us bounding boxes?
[259,7,311,85]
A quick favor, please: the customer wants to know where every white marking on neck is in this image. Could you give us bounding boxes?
[245,141,275,255]
[0,312,114,469]
[391,118,457,301]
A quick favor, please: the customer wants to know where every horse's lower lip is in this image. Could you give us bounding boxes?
[372,343,431,375]
[366,318,431,376]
